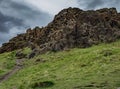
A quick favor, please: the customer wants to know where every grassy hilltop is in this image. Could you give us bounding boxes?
[0,40,120,89]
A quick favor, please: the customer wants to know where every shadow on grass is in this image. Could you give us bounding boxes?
[31,81,54,88]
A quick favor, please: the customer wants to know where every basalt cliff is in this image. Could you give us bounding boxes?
[0,7,120,54]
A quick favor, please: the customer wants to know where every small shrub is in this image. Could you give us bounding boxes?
[100,49,113,57]
[31,81,54,88]
[8,51,16,60]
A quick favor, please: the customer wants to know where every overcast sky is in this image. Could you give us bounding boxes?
[0,0,120,45]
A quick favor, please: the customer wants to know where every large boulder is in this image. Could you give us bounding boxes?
[0,7,120,54]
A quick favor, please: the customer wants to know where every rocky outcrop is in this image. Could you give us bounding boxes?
[0,7,120,53]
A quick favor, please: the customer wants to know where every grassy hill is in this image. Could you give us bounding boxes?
[0,40,120,89]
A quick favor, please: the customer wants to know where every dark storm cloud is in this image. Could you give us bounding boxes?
[77,0,120,12]
[77,0,103,10]
[0,0,120,46]
[0,33,9,43]
[0,0,3,3]
[0,0,52,45]
[0,11,24,33]
[86,0,104,9]
[0,0,52,28]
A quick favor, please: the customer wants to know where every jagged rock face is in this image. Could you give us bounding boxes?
[0,7,120,53]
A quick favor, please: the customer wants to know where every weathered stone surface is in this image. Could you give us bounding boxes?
[0,7,120,54]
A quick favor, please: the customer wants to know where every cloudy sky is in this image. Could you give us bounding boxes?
[0,0,120,45]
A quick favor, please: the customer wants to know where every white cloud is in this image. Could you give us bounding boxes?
[1,0,120,46]
[25,0,79,15]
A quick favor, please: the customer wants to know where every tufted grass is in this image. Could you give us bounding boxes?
[0,41,120,89]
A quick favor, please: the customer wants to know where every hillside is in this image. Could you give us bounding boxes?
[0,7,120,89]
[0,40,120,89]
[1,7,120,54]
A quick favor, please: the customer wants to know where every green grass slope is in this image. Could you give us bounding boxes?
[0,51,16,77]
[0,41,120,89]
